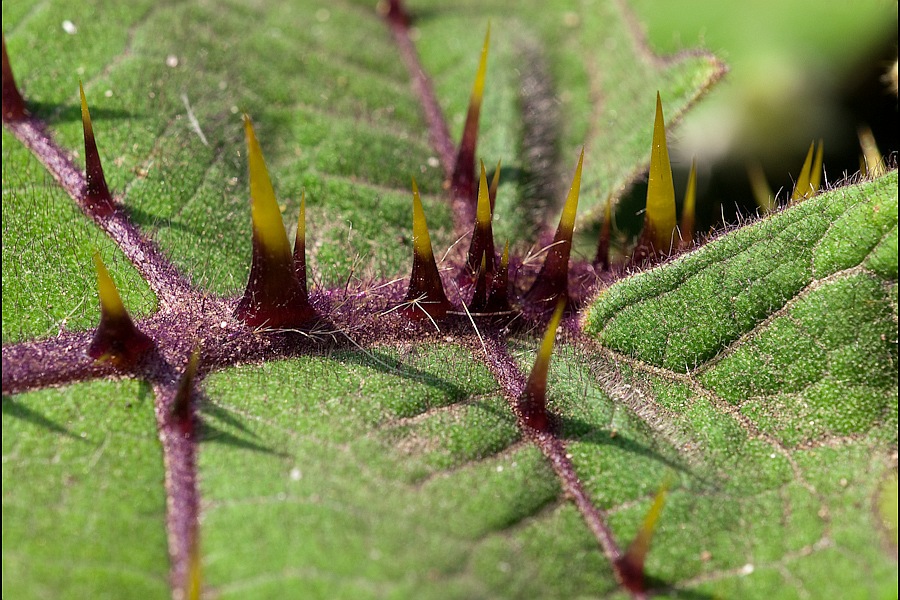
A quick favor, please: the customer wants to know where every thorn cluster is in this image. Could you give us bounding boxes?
[233,115,317,329]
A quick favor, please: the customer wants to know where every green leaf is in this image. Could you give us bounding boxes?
[2,0,896,599]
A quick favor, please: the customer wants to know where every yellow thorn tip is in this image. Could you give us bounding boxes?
[559,148,584,233]
[411,178,434,261]
[93,252,127,319]
[469,24,490,111]
[683,159,697,221]
[79,81,94,138]
[534,298,566,375]
[646,93,677,247]
[244,114,292,258]
[810,140,824,192]
[791,141,815,202]
[476,161,491,226]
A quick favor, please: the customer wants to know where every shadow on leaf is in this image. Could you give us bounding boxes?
[1,395,81,440]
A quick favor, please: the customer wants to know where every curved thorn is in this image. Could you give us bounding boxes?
[79,82,115,216]
[525,148,583,307]
[402,178,452,320]
[234,115,316,328]
[518,297,566,431]
[88,252,153,367]
[450,23,491,204]
[1,34,27,121]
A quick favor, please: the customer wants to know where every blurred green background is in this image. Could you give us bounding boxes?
[625,0,898,231]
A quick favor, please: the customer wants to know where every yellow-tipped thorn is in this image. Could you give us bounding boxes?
[791,141,816,203]
[465,160,496,274]
[234,115,315,328]
[679,158,697,248]
[244,115,293,259]
[94,252,127,320]
[810,139,824,192]
[88,252,153,366]
[639,92,677,256]
[617,479,671,592]
[518,297,566,431]
[403,178,452,320]
[525,148,583,307]
[451,23,491,203]
[79,81,114,215]
[411,178,435,262]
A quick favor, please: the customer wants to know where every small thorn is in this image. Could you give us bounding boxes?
[790,141,816,203]
[450,24,491,204]
[484,240,511,313]
[171,347,200,436]
[616,479,671,592]
[747,161,775,214]
[79,82,115,216]
[489,159,501,212]
[810,139,824,192]
[293,191,308,299]
[525,148,583,307]
[402,178,453,320]
[1,34,27,121]
[859,126,885,179]
[635,92,677,259]
[518,298,565,431]
[594,198,612,270]
[465,161,496,275]
[87,252,153,367]
[679,158,697,249]
[234,115,316,328]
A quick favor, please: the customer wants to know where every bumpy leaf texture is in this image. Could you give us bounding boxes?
[2,0,897,599]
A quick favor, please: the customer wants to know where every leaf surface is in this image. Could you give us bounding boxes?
[2,0,896,599]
